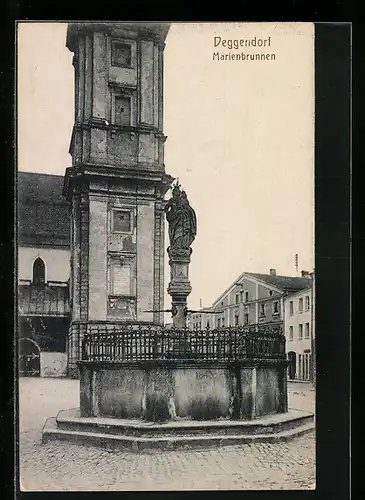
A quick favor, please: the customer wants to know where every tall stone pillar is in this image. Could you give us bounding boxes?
[64,22,173,377]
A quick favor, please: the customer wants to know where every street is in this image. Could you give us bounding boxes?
[19,377,315,491]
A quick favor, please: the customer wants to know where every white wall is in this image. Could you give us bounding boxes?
[18,246,70,282]
[40,352,67,377]
[284,288,312,379]
[284,289,312,352]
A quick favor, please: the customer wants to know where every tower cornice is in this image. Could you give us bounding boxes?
[63,165,174,201]
[66,22,171,53]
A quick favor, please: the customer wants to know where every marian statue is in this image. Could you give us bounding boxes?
[164,181,197,252]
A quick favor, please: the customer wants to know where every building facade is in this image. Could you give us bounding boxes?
[18,172,70,377]
[209,269,312,330]
[186,309,213,330]
[284,274,315,382]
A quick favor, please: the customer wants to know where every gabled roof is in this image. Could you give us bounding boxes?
[18,172,70,247]
[283,286,312,299]
[212,271,312,306]
[245,272,312,293]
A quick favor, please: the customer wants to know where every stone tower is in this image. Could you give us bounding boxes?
[64,23,173,377]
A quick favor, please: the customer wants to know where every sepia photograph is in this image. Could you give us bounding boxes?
[17,21,316,491]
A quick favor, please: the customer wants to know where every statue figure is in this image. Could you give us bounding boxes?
[164,181,197,251]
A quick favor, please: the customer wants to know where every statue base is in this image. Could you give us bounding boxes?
[167,246,192,328]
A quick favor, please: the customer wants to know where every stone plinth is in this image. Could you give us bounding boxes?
[167,247,193,328]
[78,359,288,422]
[42,408,314,451]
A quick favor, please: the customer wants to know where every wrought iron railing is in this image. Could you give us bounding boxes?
[81,324,285,362]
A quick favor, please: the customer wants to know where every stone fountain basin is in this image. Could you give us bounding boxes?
[78,359,288,422]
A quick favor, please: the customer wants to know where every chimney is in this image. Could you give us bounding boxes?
[269,268,276,276]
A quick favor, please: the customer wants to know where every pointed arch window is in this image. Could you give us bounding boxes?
[32,258,45,285]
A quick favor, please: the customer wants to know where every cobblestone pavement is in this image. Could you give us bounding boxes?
[18,378,315,491]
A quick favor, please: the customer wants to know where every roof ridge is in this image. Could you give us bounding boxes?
[18,171,65,178]
[245,271,309,278]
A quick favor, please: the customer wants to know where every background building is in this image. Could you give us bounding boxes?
[186,308,214,330]
[284,277,313,382]
[18,172,70,377]
[210,269,311,329]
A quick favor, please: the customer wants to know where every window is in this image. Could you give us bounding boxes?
[299,297,303,313]
[299,353,310,380]
[272,301,279,315]
[234,314,239,326]
[114,95,131,126]
[305,322,310,338]
[298,324,303,339]
[206,320,210,328]
[111,41,132,68]
[269,290,273,296]
[289,301,294,315]
[289,326,293,340]
[32,257,45,285]
[244,313,249,325]
[245,291,249,302]
[305,296,310,311]
[304,354,310,380]
[221,317,225,327]
[221,301,224,307]
[235,294,239,304]
[304,354,311,380]
[112,210,132,233]
[240,291,244,303]
[259,303,266,317]
[217,318,221,328]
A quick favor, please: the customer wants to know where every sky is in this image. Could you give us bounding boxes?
[18,22,314,312]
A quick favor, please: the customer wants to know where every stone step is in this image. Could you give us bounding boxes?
[55,408,314,438]
[42,416,315,452]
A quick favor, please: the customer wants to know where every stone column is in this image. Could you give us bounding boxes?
[167,247,192,328]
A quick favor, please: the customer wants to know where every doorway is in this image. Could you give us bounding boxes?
[287,351,296,380]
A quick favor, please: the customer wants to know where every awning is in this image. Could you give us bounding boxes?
[18,285,70,317]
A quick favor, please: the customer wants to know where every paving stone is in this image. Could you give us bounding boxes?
[19,377,315,491]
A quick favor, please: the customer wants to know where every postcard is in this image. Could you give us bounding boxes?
[17,21,316,491]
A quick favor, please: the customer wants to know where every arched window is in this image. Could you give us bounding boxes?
[32,258,45,285]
